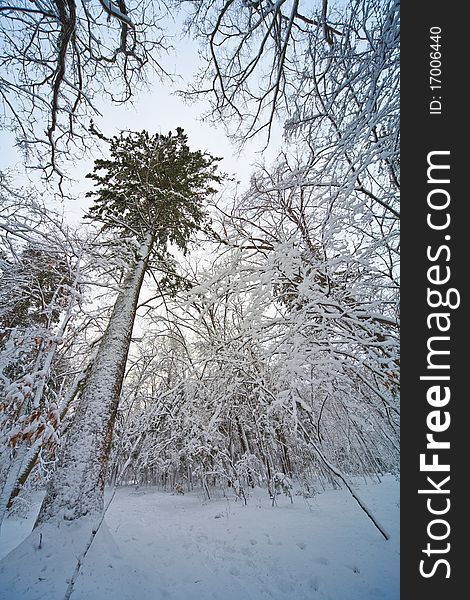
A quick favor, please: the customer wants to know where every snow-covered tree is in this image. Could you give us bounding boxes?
[180,0,399,150]
[36,128,222,524]
[107,224,397,538]
[0,191,85,529]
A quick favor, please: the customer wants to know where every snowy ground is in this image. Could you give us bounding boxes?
[0,476,399,600]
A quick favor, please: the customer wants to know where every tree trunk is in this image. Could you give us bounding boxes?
[5,366,90,512]
[0,445,28,532]
[0,289,82,529]
[35,235,153,525]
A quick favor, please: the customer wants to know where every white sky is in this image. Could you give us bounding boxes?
[0,20,281,226]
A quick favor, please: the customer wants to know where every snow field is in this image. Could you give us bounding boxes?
[0,475,399,600]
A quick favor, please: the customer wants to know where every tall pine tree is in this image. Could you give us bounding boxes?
[36,128,222,523]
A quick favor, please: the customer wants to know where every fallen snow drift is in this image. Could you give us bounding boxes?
[0,476,399,600]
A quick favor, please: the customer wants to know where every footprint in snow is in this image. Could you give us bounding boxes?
[296,542,306,550]
[263,533,282,546]
[310,576,320,592]
[316,556,329,566]
[345,564,361,574]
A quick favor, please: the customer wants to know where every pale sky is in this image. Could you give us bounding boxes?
[0,19,281,226]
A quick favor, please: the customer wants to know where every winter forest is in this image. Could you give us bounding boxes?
[0,1,400,599]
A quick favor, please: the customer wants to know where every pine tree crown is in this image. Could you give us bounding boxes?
[85,128,223,253]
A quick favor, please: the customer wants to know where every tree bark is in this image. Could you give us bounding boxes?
[35,235,153,524]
